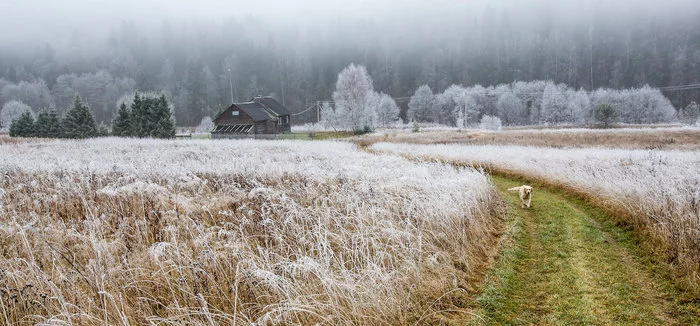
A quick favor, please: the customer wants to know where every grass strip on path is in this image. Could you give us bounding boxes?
[470,175,697,325]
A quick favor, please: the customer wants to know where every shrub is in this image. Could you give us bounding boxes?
[479,115,502,131]
[593,104,618,128]
[353,125,373,135]
[412,122,421,133]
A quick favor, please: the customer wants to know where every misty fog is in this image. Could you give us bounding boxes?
[1,0,699,126]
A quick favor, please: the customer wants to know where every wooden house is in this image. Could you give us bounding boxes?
[212,96,291,138]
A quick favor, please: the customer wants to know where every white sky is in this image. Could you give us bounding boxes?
[0,0,695,49]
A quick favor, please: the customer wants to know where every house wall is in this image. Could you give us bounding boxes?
[215,106,256,126]
[255,121,268,134]
[279,115,291,133]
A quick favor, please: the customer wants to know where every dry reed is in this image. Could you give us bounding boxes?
[0,138,502,325]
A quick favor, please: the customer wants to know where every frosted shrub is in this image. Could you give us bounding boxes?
[0,100,32,131]
[479,115,502,131]
[196,116,215,133]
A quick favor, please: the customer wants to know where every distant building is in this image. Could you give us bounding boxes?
[212,96,291,138]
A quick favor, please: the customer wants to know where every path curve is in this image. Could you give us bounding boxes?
[360,144,698,325]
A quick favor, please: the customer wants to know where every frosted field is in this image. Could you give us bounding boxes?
[0,138,499,325]
[372,142,700,287]
[358,126,700,151]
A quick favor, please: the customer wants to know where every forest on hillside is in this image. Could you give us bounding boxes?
[1,0,699,126]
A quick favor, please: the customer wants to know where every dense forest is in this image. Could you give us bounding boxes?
[1,0,699,127]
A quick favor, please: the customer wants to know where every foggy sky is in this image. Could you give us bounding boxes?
[2,0,698,49]
[2,0,700,124]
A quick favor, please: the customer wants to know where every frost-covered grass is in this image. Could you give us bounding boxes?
[292,122,466,133]
[0,138,500,325]
[372,142,700,291]
[290,122,335,132]
[358,127,700,150]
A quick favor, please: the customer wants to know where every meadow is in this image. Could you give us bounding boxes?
[360,126,700,150]
[371,141,700,292]
[0,138,501,325]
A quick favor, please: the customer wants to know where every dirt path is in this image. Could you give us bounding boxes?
[469,175,697,325]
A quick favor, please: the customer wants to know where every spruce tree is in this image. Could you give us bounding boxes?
[35,111,50,137]
[113,92,175,138]
[35,109,63,138]
[45,110,63,138]
[130,92,147,137]
[63,95,97,139]
[151,94,176,138]
[143,97,159,137]
[593,104,618,128]
[112,103,132,136]
[9,111,36,137]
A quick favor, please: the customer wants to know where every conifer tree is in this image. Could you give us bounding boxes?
[593,104,618,128]
[97,124,110,137]
[130,92,147,137]
[35,109,63,138]
[62,95,97,139]
[9,111,36,137]
[114,92,175,138]
[112,103,132,136]
[151,94,176,138]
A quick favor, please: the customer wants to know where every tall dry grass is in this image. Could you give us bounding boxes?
[0,138,501,325]
[372,142,700,293]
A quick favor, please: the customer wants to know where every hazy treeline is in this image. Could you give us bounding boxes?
[0,0,699,126]
[407,81,678,127]
[321,64,679,131]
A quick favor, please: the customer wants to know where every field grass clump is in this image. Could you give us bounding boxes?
[0,138,501,325]
[372,142,700,293]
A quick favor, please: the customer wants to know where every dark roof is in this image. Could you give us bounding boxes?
[214,96,290,123]
[253,96,291,116]
[234,102,276,122]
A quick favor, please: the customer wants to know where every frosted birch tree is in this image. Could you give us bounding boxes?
[332,64,375,130]
[683,101,699,124]
[375,93,400,127]
[407,85,435,123]
[496,91,525,126]
[196,116,215,133]
[441,85,478,127]
[541,83,569,124]
[567,89,592,124]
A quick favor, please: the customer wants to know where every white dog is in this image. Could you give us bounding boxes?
[508,185,533,208]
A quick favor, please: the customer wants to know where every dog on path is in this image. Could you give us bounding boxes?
[508,185,533,208]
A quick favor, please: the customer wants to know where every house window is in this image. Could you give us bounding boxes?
[232,111,239,116]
